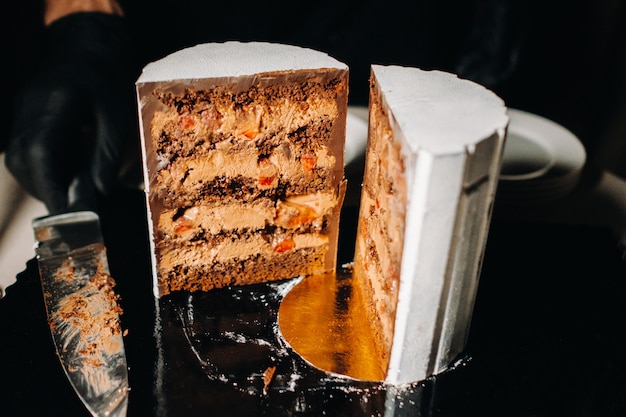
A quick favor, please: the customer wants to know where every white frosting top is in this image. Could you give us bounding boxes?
[138,41,348,83]
[372,65,508,155]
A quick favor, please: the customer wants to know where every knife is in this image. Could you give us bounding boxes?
[32,210,129,417]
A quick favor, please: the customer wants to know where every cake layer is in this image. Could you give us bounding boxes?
[156,192,338,245]
[159,232,328,269]
[148,78,342,208]
[158,246,327,294]
[153,143,336,207]
[149,82,341,163]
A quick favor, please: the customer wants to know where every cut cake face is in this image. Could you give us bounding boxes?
[353,65,509,384]
[136,42,349,297]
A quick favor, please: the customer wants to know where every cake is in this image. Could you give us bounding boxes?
[135,42,349,297]
[353,65,509,384]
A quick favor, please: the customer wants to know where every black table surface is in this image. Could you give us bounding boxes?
[1,188,626,417]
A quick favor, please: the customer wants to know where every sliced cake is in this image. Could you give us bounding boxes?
[353,65,509,384]
[136,42,348,297]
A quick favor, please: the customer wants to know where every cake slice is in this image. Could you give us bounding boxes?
[136,42,348,297]
[353,65,509,384]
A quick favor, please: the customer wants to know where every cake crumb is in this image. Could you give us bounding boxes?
[262,365,277,395]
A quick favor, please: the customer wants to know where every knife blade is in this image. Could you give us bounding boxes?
[32,211,129,417]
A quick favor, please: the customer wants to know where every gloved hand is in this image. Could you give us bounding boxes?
[5,12,140,214]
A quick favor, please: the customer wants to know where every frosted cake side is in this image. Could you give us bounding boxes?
[353,65,509,384]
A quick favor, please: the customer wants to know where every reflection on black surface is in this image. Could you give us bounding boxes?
[156,281,439,416]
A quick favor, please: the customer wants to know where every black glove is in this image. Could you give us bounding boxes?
[5,12,140,214]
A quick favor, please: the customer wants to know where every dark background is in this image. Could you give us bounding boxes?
[1,1,626,415]
[4,0,626,178]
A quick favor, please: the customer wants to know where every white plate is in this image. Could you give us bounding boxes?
[497,109,586,204]
[343,106,369,206]
[345,106,368,167]
[500,109,586,183]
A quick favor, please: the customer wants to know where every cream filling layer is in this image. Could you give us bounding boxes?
[158,201,273,237]
[159,233,329,270]
[354,191,400,347]
[150,95,339,145]
[158,192,339,238]
[156,144,334,191]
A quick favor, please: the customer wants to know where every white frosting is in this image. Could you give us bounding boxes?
[138,41,348,83]
[371,65,509,385]
[371,65,509,155]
